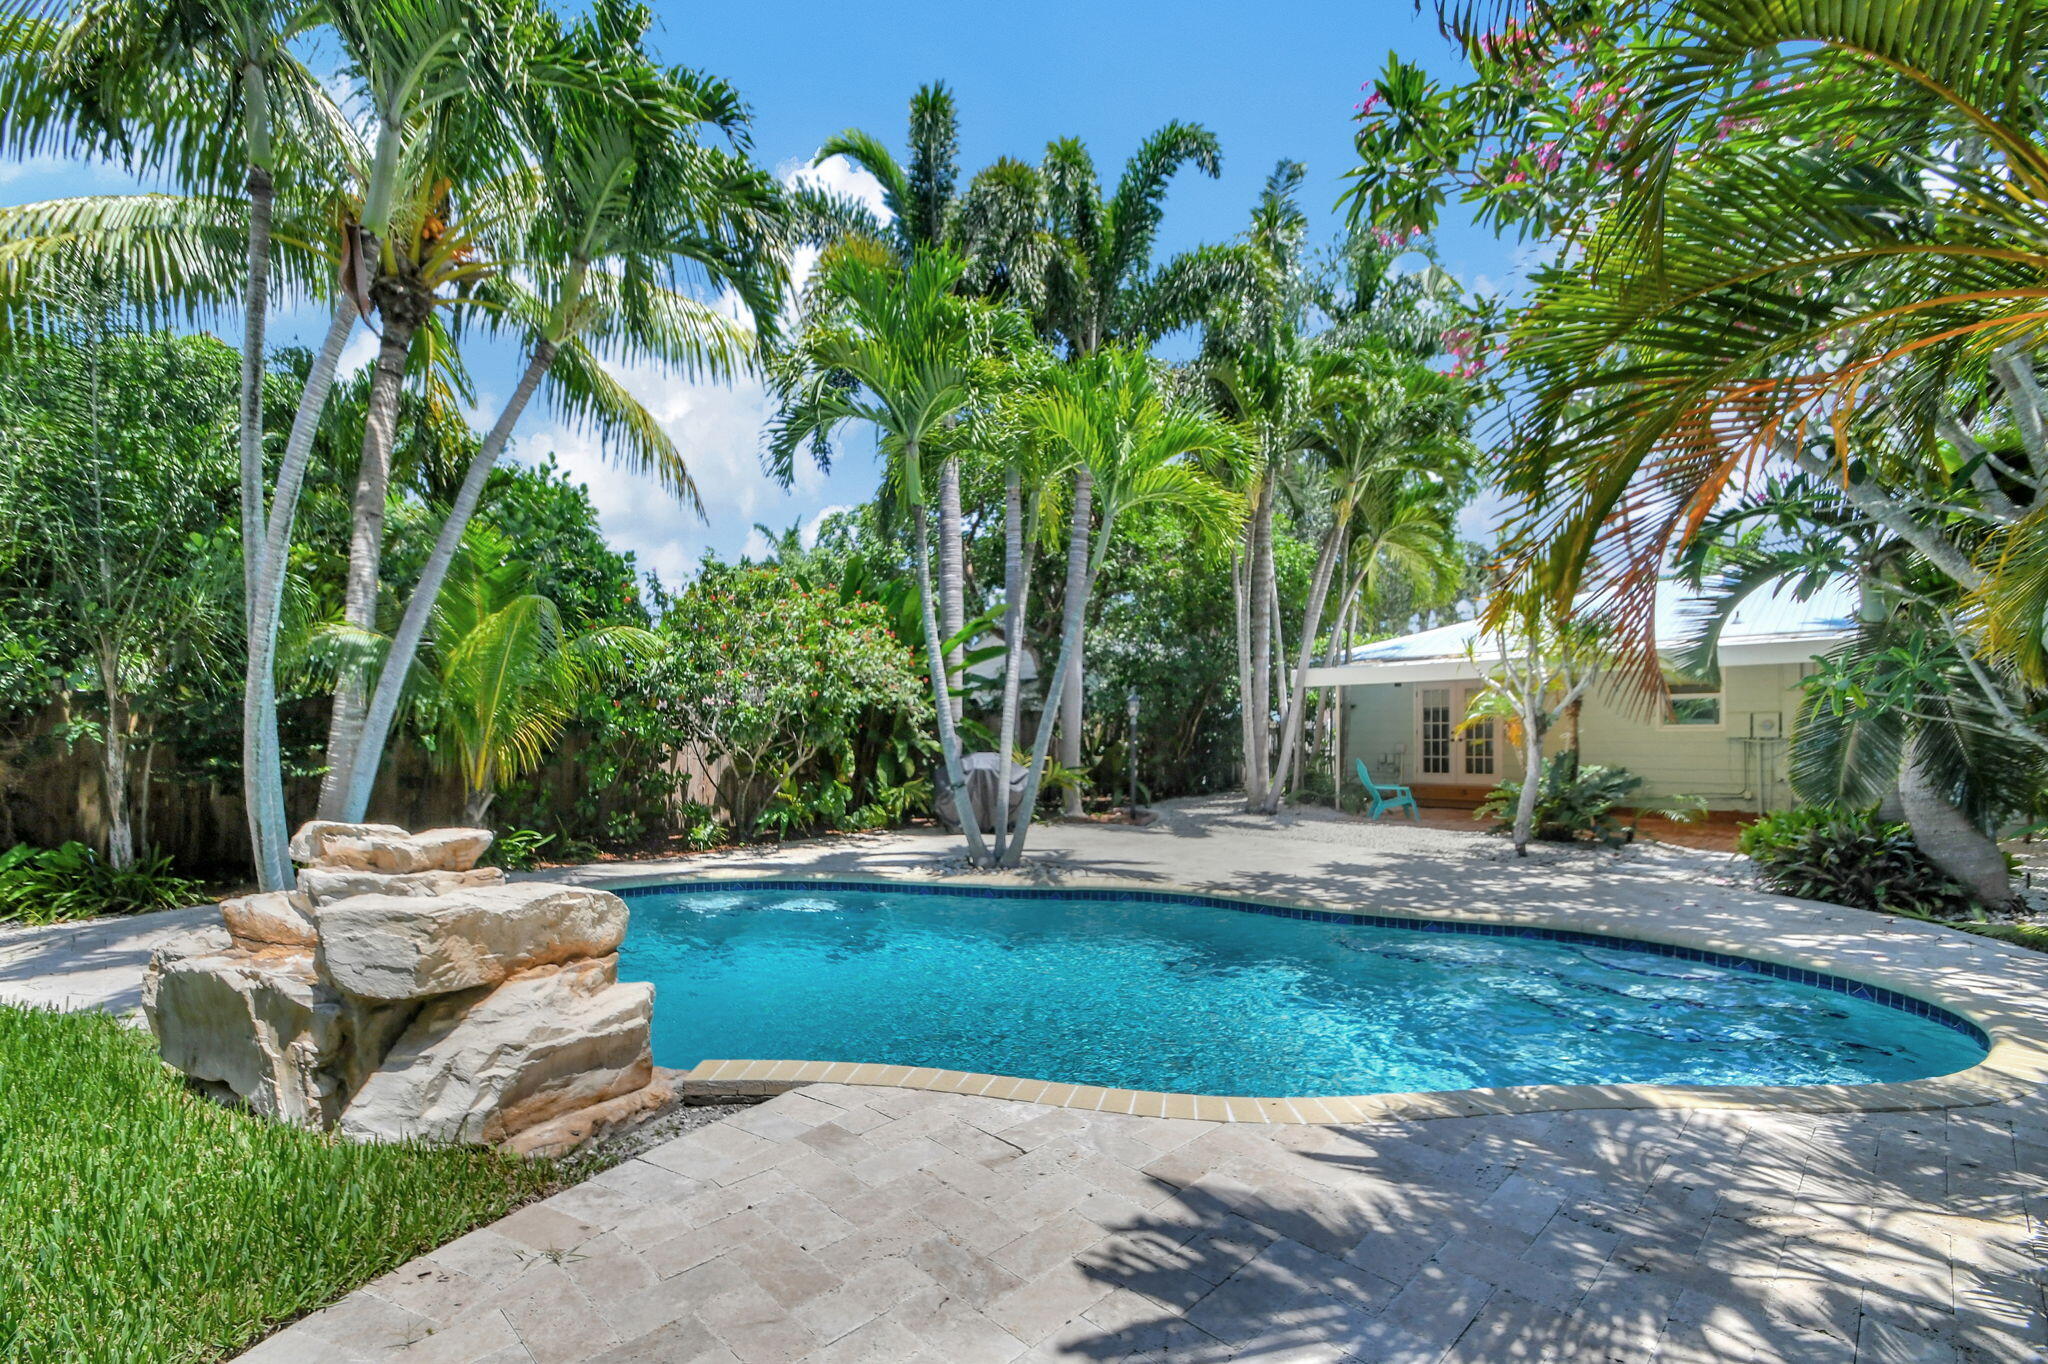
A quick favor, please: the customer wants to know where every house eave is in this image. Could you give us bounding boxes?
[1304,627,1851,689]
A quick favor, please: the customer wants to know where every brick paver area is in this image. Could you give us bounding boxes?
[246,1080,2045,1363]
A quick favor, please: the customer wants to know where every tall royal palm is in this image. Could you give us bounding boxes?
[334,0,788,821]
[768,248,1032,867]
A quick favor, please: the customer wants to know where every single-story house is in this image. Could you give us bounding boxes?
[1303,581,1859,814]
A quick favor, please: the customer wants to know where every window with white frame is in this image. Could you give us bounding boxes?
[1664,678,1722,726]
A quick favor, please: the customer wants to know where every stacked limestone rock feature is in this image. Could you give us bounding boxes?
[142,821,659,1153]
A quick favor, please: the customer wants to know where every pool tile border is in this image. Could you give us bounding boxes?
[618,874,2041,1124]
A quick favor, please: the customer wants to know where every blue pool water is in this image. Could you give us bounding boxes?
[617,884,1985,1096]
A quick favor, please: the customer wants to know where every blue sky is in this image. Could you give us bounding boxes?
[0,0,1525,583]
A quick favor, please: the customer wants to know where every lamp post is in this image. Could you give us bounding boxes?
[1125,687,1141,818]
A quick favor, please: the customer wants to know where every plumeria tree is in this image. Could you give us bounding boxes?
[1463,594,1607,856]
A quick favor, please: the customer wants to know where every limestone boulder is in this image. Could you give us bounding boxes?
[220,890,318,949]
[502,1067,683,1159]
[143,932,344,1127]
[339,957,653,1145]
[316,881,628,1002]
[296,866,506,908]
[289,821,409,865]
[311,827,494,875]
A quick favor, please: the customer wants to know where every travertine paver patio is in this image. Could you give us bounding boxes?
[242,1080,2043,1363]
[6,799,2045,1360]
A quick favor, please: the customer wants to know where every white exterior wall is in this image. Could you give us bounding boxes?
[1338,660,1808,812]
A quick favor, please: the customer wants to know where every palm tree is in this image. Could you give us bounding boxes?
[0,0,538,885]
[812,82,1054,719]
[331,0,787,822]
[1447,0,2048,894]
[312,0,549,818]
[1258,350,1471,813]
[1004,345,1242,864]
[767,247,1034,866]
[1493,0,2048,640]
[403,530,653,824]
[1032,124,1232,806]
[0,0,353,887]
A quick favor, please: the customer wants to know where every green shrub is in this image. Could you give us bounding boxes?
[1476,755,1649,846]
[0,1004,575,1361]
[1740,807,1978,917]
[486,828,555,872]
[0,842,201,926]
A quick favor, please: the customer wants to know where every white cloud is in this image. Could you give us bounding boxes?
[801,503,855,547]
[781,153,894,224]
[338,327,380,377]
[499,154,891,589]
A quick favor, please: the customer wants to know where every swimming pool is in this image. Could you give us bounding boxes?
[616,882,1986,1097]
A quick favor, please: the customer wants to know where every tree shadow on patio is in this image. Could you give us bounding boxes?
[1047,1098,2040,1362]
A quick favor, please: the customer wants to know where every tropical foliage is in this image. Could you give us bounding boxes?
[0,0,1496,890]
[653,563,931,838]
[1739,807,1980,920]
[1353,0,2048,903]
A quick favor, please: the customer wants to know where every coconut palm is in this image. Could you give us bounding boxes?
[1004,345,1242,864]
[311,0,551,818]
[402,530,654,824]
[767,247,1035,866]
[330,0,787,822]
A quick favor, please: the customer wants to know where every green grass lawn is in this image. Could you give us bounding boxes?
[0,1004,584,1362]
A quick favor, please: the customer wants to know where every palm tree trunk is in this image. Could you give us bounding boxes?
[464,785,494,826]
[993,466,1027,862]
[1006,468,1097,867]
[1262,521,1344,814]
[908,441,991,865]
[939,455,965,724]
[340,342,559,823]
[318,309,418,818]
[97,643,134,870]
[239,164,273,633]
[136,732,156,857]
[1058,652,1084,815]
[1899,744,2011,904]
[242,295,356,889]
[1233,535,1256,805]
[1246,472,1275,807]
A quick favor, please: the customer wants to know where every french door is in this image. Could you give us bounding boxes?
[1415,683,1496,784]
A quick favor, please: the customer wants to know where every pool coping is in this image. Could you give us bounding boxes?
[586,867,2048,1125]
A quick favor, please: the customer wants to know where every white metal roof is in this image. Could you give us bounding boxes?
[1304,579,1857,686]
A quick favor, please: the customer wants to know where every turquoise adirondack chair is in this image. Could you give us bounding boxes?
[1354,758,1419,821]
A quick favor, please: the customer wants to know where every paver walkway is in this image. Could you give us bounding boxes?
[7,800,2044,1360]
[245,1080,2043,1363]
